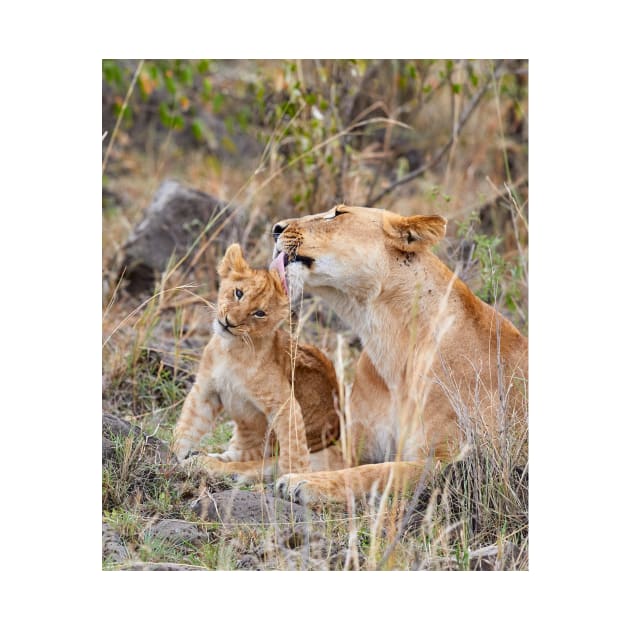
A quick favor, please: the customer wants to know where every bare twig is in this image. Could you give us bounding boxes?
[366,61,505,207]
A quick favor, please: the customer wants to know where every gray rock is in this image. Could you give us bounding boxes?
[120,180,237,293]
[235,554,260,570]
[119,562,205,571]
[102,436,115,462]
[192,489,312,525]
[144,519,206,546]
[468,542,520,571]
[102,412,140,438]
[102,523,129,562]
[102,413,172,462]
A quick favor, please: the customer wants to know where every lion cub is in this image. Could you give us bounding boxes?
[172,243,341,478]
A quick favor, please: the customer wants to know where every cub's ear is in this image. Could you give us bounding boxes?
[218,243,249,278]
[382,213,447,251]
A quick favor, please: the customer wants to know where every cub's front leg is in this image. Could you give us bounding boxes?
[206,410,271,463]
[258,382,311,475]
[172,354,222,462]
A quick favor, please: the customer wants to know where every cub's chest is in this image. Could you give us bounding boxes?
[210,356,261,416]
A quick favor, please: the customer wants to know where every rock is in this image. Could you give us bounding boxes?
[468,542,520,571]
[102,436,115,462]
[192,489,312,525]
[235,554,260,570]
[120,180,236,293]
[102,413,173,463]
[119,562,205,571]
[102,413,140,438]
[144,519,206,546]
[140,333,205,387]
[102,523,129,562]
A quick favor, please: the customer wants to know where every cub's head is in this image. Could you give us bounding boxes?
[270,205,447,299]
[214,243,289,341]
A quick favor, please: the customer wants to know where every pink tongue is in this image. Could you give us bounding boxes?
[269,252,289,295]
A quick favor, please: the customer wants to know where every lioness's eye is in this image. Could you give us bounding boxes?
[234,288,243,299]
[253,310,266,318]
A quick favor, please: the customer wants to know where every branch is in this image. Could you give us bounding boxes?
[366,61,505,207]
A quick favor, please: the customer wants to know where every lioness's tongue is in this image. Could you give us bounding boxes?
[269,252,289,295]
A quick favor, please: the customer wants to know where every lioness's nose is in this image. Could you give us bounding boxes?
[272,222,287,241]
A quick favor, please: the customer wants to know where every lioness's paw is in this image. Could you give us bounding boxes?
[276,474,315,505]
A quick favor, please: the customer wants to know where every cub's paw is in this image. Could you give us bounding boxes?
[195,455,233,473]
[173,448,200,465]
[203,452,231,462]
[194,456,268,484]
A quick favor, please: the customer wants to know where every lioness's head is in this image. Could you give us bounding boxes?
[270,205,447,299]
[214,243,289,340]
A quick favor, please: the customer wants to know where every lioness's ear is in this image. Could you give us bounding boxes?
[218,243,249,278]
[382,213,447,251]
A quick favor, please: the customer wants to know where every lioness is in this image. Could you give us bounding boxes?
[172,243,343,479]
[271,205,528,505]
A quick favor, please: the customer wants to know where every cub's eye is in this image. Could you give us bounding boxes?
[253,310,266,318]
[234,288,243,300]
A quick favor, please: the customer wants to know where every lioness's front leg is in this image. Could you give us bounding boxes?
[276,461,435,506]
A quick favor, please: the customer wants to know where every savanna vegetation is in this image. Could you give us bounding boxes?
[102,59,528,570]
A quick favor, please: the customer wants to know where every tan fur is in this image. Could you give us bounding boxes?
[172,244,343,480]
[271,205,528,504]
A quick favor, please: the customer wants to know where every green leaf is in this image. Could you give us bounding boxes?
[212,92,224,112]
[177,65,193,86]
[164,75,176,95]
[191,119,205,142]
[159,102,173,127]
[236,107,250,131]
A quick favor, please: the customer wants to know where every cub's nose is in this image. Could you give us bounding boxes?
[272,222,287,241]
